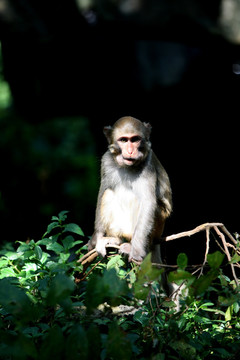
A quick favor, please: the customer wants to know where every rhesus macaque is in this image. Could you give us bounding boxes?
[88,116,172,264]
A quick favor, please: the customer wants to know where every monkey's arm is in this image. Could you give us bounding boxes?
[153,152,173,219]
[88,153,121,256]
[129,174,157,262]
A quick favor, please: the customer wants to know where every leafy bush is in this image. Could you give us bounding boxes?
[0,211,240,359]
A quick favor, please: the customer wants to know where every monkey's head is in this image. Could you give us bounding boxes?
[103,116,152,167]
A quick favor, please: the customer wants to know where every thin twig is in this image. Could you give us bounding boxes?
[77,248,96,263]
[199,227,210,277]
[214,226,239,287]
[163,222,223,242]
[220,225,238,245]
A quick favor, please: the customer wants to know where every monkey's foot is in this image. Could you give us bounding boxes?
[119,242,131,257]
[104,237,121,246]
[96,237,121,257]
[129,248,146,263]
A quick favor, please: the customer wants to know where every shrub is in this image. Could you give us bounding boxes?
[0,211,240,359]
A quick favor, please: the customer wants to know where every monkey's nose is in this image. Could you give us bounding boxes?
[127,143,134,154]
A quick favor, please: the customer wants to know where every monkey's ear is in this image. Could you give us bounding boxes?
[143,122,152,139]
[103,126,113,144]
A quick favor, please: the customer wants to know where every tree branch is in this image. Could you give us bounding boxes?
[76,223,240,285]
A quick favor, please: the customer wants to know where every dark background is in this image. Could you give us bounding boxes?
[0,0,239,263]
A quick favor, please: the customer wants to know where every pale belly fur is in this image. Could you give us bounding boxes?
[100,186,140,240]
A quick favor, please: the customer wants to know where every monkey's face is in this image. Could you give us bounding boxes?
[104,116,152,168]
[115,134,145,167]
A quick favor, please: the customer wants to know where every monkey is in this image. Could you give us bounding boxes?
[88,116,172,264]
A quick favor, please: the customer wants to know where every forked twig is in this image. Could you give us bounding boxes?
[162,222,223,242]
[214,226,239,287]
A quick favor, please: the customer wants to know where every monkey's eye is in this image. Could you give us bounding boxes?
[118,137,128,143]
[131,136,141,143]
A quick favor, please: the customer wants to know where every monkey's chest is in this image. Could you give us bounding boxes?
[100,186,140,239]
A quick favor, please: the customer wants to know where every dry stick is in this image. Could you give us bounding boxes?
[78,259,102,281]
[214,226,239,287]
[77,248,96,263]
[199,227,210,277]
[163,222,223,242]
[220,225,238,245]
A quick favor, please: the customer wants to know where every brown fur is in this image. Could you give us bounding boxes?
[88,116,172,263]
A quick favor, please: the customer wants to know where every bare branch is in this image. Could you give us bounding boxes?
[214,226,239,287]
[162,222,223,242]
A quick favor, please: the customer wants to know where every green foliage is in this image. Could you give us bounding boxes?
[0,212,240,359]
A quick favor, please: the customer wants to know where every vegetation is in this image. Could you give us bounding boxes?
[0,211,240,360]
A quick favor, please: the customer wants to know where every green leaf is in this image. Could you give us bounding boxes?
[36,238,52,246]
[58,210,69,222]
[190,269,219,296]
[63,223,84,236]
[62,235,74,249]
[46,242,64,254]
[107,254,125,270]
[233,301,240,313]
[46,273,75,310]
[59,252,70,263]
[170,340,196,360]
[22,326,41,337]
[86,269,129,313]
[133,309,150,326]
[134,253,163,300]
[46,221,61,234]
[39,325,65,359]
[229,252,240,264]
[0,267,17,279]
[34,245,43,260]
[22,262,38,273]
[207,251,224,269]
[0,278,36,322]
[177,253,188,269]
[218,293,240,306]
[137,253,162,283]
[106,322,132,360]
[134,283,149,300]
[51,216,59,221]
[168,269,195,285]
[0,258,8,268]
[65,325,88,360]
[225,305,233,321]
[40,251,50,264]
[2,251,23,260]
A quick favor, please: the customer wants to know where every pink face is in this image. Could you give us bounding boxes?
[116,134,143,166]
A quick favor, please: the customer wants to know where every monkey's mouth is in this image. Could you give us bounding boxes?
[123,157,136,165]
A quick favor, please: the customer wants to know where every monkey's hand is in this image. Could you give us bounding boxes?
[96,237,121,258]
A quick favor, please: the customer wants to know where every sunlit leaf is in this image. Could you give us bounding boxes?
[63,223,84,236]
[34,245,43,260]
[46,242,64,254]
[0,267,17,278]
